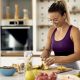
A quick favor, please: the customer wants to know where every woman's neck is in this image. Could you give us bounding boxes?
[56,22,69,32]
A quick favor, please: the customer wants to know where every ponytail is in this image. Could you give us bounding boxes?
[57,0,70,24]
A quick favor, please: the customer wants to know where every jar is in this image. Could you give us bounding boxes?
[24,51,33,71]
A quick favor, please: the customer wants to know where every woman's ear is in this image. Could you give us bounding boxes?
[63,13,70,24]
[63,13,67,20]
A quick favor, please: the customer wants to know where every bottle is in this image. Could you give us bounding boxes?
[6,6,10,19]
[23,9,29,20]
[24,51,33,71]
[14,4,19,19]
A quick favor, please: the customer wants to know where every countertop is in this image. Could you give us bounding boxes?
[0,73,24,80]
[0,57,80,80]
[0,70,80,80]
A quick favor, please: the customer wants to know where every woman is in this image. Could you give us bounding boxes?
[41,0,80,69]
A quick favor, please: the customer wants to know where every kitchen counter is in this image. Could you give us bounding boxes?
[0,57,80,80]
[57,70,80,80]
[0,73,24,80]
[0,70,80,80]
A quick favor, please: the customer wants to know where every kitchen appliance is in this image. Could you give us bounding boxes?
[1,28,33,51]
[1,19,32,26]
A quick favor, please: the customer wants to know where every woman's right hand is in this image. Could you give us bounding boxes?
[41,50,50,60]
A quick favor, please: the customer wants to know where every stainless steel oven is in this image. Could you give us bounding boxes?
[1,27,33,51]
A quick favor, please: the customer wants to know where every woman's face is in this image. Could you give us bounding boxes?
[49,12,66,27]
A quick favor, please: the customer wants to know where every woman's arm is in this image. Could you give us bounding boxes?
[41,27,55,59]
[45,27,80,65]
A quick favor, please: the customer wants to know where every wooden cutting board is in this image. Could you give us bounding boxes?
[33,66,72,74]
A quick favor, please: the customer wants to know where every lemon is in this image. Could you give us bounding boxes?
[25,69,40,80]
[32,69,40,76]
[25,70,35,80]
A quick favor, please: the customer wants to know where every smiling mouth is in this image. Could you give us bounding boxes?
[53,19,58,22]
[53,21,58,24]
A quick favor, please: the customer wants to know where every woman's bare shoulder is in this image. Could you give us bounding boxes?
[71,26,80,33]
[71,25,80,37]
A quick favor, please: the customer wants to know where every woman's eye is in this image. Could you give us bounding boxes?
[49,19,53,21]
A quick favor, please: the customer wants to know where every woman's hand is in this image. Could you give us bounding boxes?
[41,50,50,60]
[44,57,55,66]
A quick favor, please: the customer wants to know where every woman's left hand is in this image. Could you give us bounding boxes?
[45,57,55,66]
